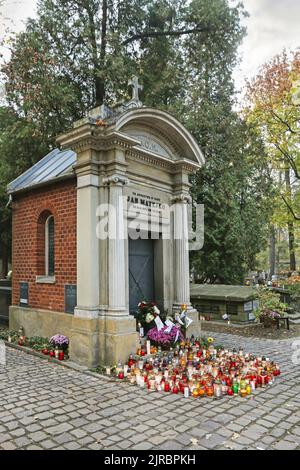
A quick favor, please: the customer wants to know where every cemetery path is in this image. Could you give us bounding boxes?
[0,332,300,450]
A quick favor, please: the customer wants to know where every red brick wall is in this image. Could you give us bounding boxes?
[12,178,77,312]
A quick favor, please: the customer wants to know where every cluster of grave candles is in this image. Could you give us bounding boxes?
[111,340,281,399]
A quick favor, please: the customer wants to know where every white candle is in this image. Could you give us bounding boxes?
[146,340,151,355]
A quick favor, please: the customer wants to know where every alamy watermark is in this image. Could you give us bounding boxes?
[96,197,204,251]
[292,339,300,365]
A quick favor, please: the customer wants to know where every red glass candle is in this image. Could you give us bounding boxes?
[256,376,262,387]
[118,371,124,379]
[164,382,170,392]
[128,356,135,367]
[172,386,179,394]
[50,351,55,358]
[58,351,64,361]
[227,388,234,396]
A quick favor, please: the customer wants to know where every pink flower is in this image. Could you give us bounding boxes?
[147,326,184,345]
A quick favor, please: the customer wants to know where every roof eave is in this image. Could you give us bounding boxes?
[8,172,76,197]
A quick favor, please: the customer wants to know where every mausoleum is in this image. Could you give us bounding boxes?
[8,78,205,367]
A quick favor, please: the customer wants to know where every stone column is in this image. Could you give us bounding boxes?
[98,174,138,365]
[75,172,100,319]
[172,194,191,307]
[104,175,128,313]
[172,193,201,336]
[70,170,101,369]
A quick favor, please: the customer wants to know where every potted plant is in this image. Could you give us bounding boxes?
[147,324,184,349]
[254,287,286,328]
[259,309,281,328]
[49,334,69,355]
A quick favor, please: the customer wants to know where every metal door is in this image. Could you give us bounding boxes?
[129,238,154,314]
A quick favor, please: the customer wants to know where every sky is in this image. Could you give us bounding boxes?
[0,0,300,97]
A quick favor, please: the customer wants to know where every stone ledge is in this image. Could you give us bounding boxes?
[35,275,56,284]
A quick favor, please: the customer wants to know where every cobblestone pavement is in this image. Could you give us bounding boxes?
[0,332,300,450]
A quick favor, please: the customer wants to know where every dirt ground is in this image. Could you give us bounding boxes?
[201,321,300,339]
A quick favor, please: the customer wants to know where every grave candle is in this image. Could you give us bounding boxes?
[123,364,129,377]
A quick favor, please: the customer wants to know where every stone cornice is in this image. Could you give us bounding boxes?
[57,126,141,154]
[126,150,174,172]
[173,159,201,174]
[73,160,99,177]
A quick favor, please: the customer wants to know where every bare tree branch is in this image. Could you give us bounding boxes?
[270,110,299,135]
[122,26,213,46]
[281,194,300,221]
[274,142,300,179]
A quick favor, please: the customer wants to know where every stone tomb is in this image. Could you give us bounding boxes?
[9,86,205,367]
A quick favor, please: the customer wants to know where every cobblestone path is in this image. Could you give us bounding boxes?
[0,332,299,450]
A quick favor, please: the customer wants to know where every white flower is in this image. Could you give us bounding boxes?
[153,306,160,315]
[146,313,154,323]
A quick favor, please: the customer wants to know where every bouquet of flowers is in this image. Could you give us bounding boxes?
[50,334,69,350]
[136,301,162,331]
[260,310,281,320]
[147,324,184,348]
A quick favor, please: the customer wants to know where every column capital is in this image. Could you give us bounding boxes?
[103,175,129,186]
[171,193,192,204]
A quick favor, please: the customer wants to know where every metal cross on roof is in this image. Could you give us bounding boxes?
[128,76,143,102]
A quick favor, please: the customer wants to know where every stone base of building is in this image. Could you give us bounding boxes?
[172,304,201,339]
[9,306,138,368]
[184,309,201,338]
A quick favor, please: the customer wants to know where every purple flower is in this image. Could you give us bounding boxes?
[50,334,69,346]
[261,309,281,319]
[147,325,184,345]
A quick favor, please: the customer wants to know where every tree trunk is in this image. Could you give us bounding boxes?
[86,1,107,106]
[0,252,8,279]
[288,221,296,271]
[269,225,276,278]
[285,168,296,271]
[95,0,108,105]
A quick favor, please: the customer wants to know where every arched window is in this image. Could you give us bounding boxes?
[45,215,55,276]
